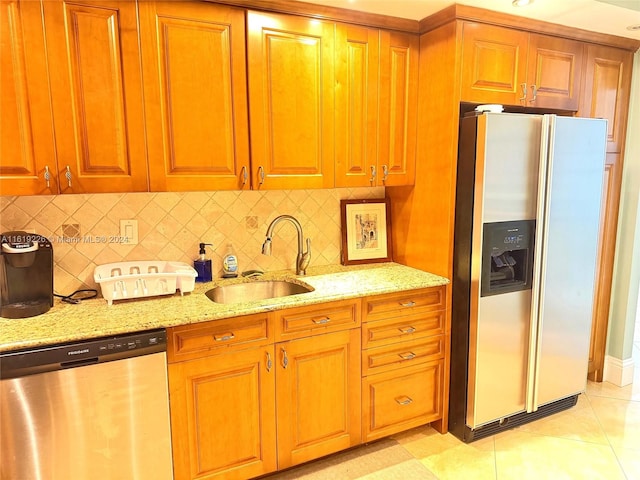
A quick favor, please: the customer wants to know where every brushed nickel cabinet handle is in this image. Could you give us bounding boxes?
[281,348,288,369]
[395,396,413,406]
[398,326,416,334]
[382,164,389,182]
[258,166,265,185]
[44,165,51,188]
[65,165,72,187]
[519,82,527,102]
[312,317,331,325]
[400,301,416,307]
[214,333,235,342]
[241,166,248,185]
[530,84,537,103]
[370,165,376,184]
[398,351,416,360]
[266,352,272,372]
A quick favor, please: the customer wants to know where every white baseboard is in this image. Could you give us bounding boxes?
[603,355,635,387]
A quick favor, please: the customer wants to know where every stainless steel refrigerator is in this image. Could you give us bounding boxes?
[449,112,606,442]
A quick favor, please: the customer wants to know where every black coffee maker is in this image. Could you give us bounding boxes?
[0,231,54,318]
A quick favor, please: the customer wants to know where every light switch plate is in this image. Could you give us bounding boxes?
[120,219,139,245]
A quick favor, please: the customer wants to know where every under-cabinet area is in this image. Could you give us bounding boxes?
[165,286,448,480]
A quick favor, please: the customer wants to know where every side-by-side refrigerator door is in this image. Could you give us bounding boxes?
[527,115,606,411]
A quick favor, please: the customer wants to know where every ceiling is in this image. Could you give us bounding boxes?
[295,0,640,40]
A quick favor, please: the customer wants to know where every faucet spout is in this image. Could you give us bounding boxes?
[262,215,311,275]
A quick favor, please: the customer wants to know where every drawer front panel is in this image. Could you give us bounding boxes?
[362,335,444,376]
[363,360,443,441]
[362,310,445,348]
[275,299,361,341]
[364,286,445,322]
[167,313,272,362]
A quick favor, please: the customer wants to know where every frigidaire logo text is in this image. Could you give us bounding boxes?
[67,349,89,356]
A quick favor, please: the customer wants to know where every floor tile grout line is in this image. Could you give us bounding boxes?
[584,392,630,479]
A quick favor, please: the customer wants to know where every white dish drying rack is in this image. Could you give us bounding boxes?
[94,261,197,305]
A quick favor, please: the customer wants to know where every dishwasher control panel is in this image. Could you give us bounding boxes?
[0,329,166,380]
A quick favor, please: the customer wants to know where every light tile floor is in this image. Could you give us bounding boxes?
[264,320,640,480]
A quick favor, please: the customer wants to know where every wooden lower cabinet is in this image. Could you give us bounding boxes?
[363,360,444,441]
[168,346,277,480]
[276,329,362,469]
[168,290,447,479]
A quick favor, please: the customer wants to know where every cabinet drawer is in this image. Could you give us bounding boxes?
[362,360,443,442]
[362,335,445,376]
[363,286,445,323]
[362,309,445,349]
[167,313,272,363]
[274,299,361,341]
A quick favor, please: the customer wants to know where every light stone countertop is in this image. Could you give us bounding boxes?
[0,263,449,353]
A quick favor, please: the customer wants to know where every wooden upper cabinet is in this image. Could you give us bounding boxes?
[460,22,529,105]
[378,31,418,186]
[460,23,583,110]
[42,0,148,193]
[140,1,250,192]
[247,11,335,189]
[0,0,57,195]
[335,24,380,188]
[579,45,633,154]
[526,34,583,110]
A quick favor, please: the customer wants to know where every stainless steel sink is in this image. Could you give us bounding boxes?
[205,280,314,304]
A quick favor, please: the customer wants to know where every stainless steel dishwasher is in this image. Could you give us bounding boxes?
[0,329,173,480]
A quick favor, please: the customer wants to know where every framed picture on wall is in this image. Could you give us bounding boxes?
[340,198,392,265]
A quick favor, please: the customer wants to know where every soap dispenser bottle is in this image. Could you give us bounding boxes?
[222,243,239,278]
[194,243,213,282]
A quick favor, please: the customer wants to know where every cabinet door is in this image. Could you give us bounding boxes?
[460,22,528,105]
[580,45,633,154]
[140,1,250,192]
[276,329,361,469]
[0,0,57,195]
[335,24,379,188]
[378,30,418,186]
[580,45,633,382]
[168,347,277,480]
[526,34,583,110]
[42,0,148,193]
[247,11,335,189]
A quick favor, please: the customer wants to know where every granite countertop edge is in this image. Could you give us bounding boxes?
[0,263,449,353]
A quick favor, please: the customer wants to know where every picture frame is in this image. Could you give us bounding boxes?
[340,198,392,265]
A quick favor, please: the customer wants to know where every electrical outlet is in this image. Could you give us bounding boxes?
[120,219,139,245]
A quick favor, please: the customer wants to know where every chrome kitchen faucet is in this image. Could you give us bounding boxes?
[261,215,311,275]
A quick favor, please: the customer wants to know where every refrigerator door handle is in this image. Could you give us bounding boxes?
[525,114,556,413]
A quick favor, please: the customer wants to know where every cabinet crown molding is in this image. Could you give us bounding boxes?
[418,3,640,52]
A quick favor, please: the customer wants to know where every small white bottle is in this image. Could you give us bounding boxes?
[222,243,239,278]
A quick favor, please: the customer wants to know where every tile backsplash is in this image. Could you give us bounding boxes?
[0,188,384,296]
